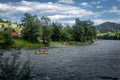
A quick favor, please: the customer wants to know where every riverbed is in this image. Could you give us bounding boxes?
[2,40,120,80]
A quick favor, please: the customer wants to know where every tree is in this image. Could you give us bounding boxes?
[1,27,14,48]
[42,25,51,43]
[51,22,62,41]
[21,13,42,42]
[73,18,97,42]
[73,18,84,41]
[115,31,120,39]
[40,16,50,26]
[40,17,51,43]
[61,27,73,41]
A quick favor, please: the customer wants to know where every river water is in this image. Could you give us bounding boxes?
[2,40,120,80]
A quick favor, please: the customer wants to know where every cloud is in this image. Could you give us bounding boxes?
[0,0,99,24]
[2,0,119,25]
[57,0,74,4]
[103,6,120,15]
[91,0,107,5]
[96,6,103,8]
[109,6,120,14]
[91,1,101,4]
[56,20,75,25]
[80,2,92,8]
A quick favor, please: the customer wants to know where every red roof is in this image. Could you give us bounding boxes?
[11,28,19,37]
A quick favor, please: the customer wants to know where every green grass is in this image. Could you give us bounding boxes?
[1,37,94,49]
[12,38,45,49]
[66,41,82,45]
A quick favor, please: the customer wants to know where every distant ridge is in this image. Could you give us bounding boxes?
[96,22,120,33]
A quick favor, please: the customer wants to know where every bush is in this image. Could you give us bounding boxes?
[1,27,14,49]
[0,51,33,80]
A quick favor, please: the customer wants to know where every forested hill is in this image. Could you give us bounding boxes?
[96,22,120,33]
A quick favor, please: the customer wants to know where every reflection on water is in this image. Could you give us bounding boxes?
[2,40,120,80]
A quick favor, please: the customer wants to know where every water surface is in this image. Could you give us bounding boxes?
[3,40,120,80]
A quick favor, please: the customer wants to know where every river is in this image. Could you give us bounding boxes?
[2,40,120,80]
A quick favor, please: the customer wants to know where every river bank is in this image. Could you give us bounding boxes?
[0,38,95,49]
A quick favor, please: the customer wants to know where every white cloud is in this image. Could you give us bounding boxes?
[91,1,101,4]
[92,19,106,25]
[96,6,103,8]
[103,6,120,15]
[109,6,120,14]
[57,20,75,25]
[0,0,99,24]
[2,0,119,25]
[57,0,74,4]
[91,0,106,5]
[80,2,92,7]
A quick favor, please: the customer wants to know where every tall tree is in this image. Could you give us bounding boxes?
[1,27,14,48]
[40,16,50,26]
[40,17,51,43]
[51,22,62,41]
[21,13,42,42]
[73,18,84,41]
[73,18,96,42]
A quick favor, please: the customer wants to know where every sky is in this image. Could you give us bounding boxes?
[0,0,120,25]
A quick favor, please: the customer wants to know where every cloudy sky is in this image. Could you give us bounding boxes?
[0,0,120,25]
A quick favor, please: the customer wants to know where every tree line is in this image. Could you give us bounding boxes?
[21,13,97,43]
[0,13,97,48]
[97,31,120,40]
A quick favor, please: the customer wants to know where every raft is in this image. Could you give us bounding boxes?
[35,50,48,54]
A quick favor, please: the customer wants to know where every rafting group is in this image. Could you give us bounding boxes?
[35,47,48,55]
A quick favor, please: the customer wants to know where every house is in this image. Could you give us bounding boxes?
[0,25,19,37]
[11,28,19,37]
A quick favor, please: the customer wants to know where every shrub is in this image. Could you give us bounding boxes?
[0,51,33,80]
[1,27,14,48]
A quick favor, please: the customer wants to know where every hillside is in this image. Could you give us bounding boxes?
[0,19,22,33]
[96,22,120,33]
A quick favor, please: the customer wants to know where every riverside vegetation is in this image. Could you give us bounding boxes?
[0,51,32,80]
[97,31,120,40]
[0,13,97,49]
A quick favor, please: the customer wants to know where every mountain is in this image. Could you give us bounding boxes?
[96,22,120,33]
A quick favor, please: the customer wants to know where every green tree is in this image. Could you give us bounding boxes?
[40,17,51,43]
[21,13,42,42]
[1,27,14,48]
[73,18,84,41]
[73,18,96,42]
[61,26,73,41]
[84,20,97,41]
[115,31,120,39]
[51,22,62,41]
[40,16,50,26]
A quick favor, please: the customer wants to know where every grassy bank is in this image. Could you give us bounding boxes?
[0,38,45,49]
[12,38,45,49]
[0,38,95,49]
